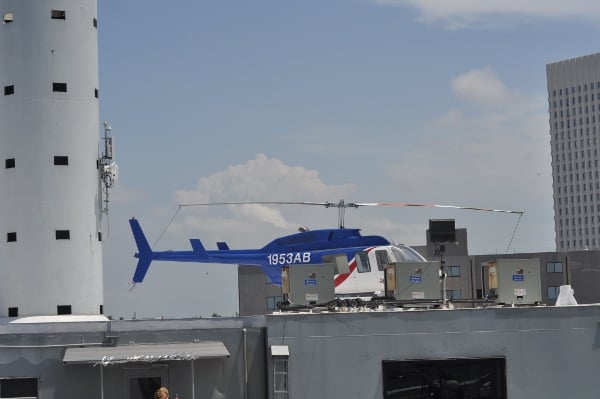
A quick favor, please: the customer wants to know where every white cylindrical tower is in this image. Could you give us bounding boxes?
[0,0,103,317]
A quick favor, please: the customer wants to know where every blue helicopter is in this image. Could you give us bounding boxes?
[130,200,522,295]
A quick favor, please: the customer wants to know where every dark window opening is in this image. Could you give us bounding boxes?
[355,251,371,273]
[97,231,102,241]
[8,307,18,317]
[94,88,99,98]
[55,230,70,240]
[5,158,15,168]
[93,17,97,28]
[4,85,14,96]
[57,305,72,315]
[3,12,14,23]
[99,305,103,314]
[7,232,16,242]
[51,10,66,20]
[0,377,38,397]
[129,377,162,399]
[382,357,506,399]
[375,249,390,271]
[53,156,69,165]
[52,82,67,92]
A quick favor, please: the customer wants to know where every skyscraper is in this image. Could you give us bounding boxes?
[547,53,600,251]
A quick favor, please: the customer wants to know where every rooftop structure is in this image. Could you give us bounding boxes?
[0,0,104,317]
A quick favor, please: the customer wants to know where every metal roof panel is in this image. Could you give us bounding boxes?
[63,342,230,365]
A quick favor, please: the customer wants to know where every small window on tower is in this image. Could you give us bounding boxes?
[3,12,14,23]
[93,18,97,28]
[5,158,15,168]
[53,82,67,92]
[4,85,14,95]
[94,88,99,98]
[57,305,72,315]
[7,232,16,242]
[98,231,102,241]
[51,10,66,20]
[55,230,70,240]
[54,156,69,165]
[8,307,18,317]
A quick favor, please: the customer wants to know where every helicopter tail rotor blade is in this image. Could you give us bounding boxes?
[129,218,154,283]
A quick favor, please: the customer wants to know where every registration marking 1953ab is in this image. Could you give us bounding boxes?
[268,252,311,265]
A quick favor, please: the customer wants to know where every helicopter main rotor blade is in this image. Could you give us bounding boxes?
[179,201,332,207]
[179,200,523,216]
[179,200,522,214]
[177,200,523,230]
[352,202,523,215]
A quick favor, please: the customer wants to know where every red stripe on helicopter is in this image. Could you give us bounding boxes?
[334,247,375,287]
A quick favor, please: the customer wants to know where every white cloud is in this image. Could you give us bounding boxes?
[430,69,547,180]
[451,67,515,106]
[170,154,357,242]
[372,0,600,29]
[384,67,554,252]
[175,154,354,203]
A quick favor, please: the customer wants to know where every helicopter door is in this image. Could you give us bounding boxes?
[355,251,371,273]
[334,251,370,294]
[353,248,389,294]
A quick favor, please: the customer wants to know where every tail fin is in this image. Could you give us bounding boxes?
[129,218,153,283]
[189,238,208,256]
[217,242,230,250]
[261,265,282,286]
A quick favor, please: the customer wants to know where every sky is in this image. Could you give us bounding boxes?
[97,0,600,319]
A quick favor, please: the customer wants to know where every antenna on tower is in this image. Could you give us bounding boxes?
[98,122,119,238]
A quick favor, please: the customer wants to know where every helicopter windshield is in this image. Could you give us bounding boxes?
[392,245,426,262]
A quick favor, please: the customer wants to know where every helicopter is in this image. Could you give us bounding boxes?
[129,200,523,296]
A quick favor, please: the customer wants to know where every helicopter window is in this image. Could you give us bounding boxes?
[392,246,426,262]
[375,250,390,271]
[355,252,370,273]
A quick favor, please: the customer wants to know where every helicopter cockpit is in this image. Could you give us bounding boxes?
[336,244,426,296]
[355,244,425,273]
